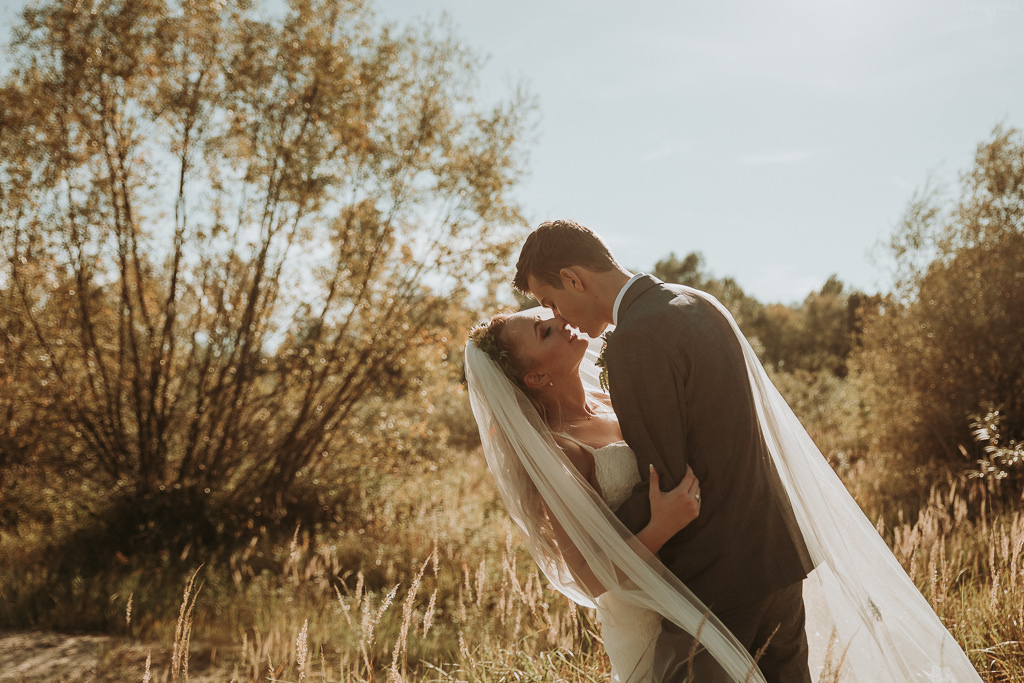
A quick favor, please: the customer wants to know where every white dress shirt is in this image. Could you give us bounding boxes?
[612,273,646,326]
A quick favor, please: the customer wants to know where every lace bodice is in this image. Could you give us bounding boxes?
[593,441,642,510]
[556,435,641,510]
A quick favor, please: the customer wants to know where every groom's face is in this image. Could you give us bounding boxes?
[527,273,607,338]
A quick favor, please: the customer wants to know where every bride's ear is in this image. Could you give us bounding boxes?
[523,370,550,390]
[558,267,586,292]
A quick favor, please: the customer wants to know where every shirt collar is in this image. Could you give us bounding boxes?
[613,272,646,326]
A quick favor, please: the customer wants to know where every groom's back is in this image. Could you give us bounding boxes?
[608,280,811,611]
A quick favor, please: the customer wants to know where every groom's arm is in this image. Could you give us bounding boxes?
[605,330,692,535]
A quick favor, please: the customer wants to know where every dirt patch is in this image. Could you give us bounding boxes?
[0,631,235,682]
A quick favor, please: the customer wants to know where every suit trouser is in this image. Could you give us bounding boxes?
[650,580,811,683]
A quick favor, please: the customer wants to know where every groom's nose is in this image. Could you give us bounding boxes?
[554,316,582,337]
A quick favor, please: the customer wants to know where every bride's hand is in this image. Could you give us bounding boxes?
[648,464,701,536]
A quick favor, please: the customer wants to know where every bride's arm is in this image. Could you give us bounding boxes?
[556,436,699,556]
[549,443,700,595]
[634,465,701,554]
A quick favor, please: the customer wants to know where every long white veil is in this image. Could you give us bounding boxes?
[465,287,981,682]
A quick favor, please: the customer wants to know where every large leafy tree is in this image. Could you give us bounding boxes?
[0,0,531,519]
[854,126,1024,466]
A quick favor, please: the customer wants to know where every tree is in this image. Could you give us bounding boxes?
[0,0,532,528]
[854,126,1024,466]
[757,275,876,377]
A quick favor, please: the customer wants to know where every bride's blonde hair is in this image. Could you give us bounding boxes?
[467,315,549,421]
[468,314,527,387]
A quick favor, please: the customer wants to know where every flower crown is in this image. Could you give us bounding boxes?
[468,320,522,387]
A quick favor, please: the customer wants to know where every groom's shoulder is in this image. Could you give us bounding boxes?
[629,281,705,320]
[605,285,698,368]
[621,283,734,346]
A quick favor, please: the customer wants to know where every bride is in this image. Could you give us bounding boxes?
[469,309,705,680]
[465,298,982,682]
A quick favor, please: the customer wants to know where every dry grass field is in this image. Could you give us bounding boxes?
[3,438,1022,682]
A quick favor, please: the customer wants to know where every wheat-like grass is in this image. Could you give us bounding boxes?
[3,445,1010,681]
[170,568,202,682]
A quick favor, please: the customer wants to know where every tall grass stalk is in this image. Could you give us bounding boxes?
[170,568,202,681]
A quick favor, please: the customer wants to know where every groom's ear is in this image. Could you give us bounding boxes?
[523,370,549,390]
[558,267,586,292]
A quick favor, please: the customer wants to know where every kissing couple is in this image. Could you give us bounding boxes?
[465,220,981,682]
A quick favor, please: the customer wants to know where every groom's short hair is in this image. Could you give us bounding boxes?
[513,219,619,293]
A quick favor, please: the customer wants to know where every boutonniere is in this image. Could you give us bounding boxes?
[594,332,611,392]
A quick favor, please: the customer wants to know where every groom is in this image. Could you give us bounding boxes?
[513,220,813,683]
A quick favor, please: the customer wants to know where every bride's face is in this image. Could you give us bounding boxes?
[503,308,588,386]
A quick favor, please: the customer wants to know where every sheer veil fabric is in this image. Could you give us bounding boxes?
[465,287,981,682]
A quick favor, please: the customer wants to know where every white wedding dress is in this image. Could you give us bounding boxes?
[556,434,663,682]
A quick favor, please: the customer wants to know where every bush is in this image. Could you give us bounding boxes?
[854,126,1024,467]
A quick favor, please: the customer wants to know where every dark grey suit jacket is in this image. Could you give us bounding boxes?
[606,276,812,612]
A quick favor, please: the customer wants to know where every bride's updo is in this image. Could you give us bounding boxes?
[467,314,528,390]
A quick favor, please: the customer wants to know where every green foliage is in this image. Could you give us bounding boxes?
[757,276,878,378]
[854,126,1024,467]
[0,0,532,541]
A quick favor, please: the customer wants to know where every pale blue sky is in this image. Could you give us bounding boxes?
[372,0,1024,303]
[4,0,1023,302]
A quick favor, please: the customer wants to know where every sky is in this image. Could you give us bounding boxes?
[3,0,1023,303]
[370,0,1024,303]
